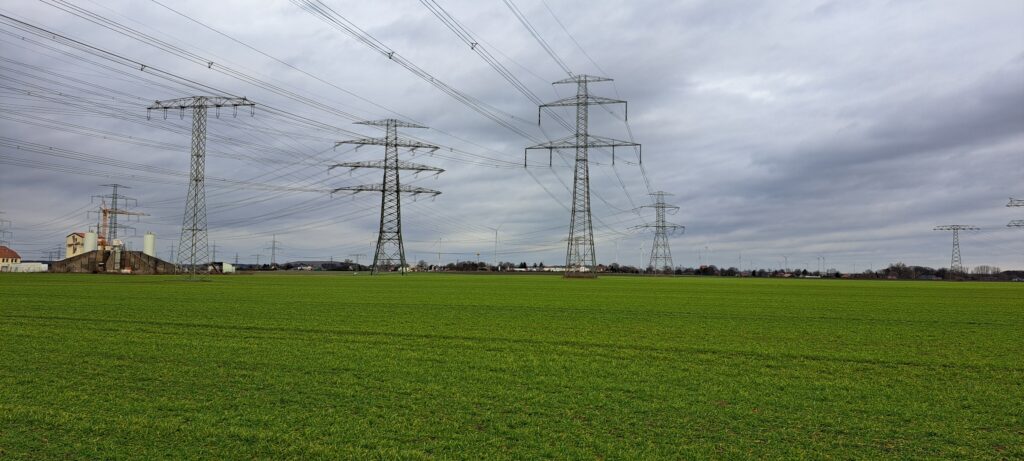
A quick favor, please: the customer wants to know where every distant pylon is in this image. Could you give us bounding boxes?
[525,75,640,278]
[0,211,11,246]
[266,235,279,268]
[331,119,443,275]
[148,96,255,277]
[933,225,979,273]
[636,191,684,273]
[90,184,145,246]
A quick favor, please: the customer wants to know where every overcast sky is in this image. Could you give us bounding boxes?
[1,0,1022,271]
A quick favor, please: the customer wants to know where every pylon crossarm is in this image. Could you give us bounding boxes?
[553,74,612,85]
[526,134,639,150]
[147,96,253,109]
[332,184,441,196]
[640,204,680,211]
[336,137,439,150]
[540,95,626,108]
[1008,220,1024,228]
[355,119,427,129]
[526,134,640,166]
[329,160,444,173]
[1008,198,1024,207]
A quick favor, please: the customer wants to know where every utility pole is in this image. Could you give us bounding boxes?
[525,75,640,278]
[934,225,980,274]
[252,254,261,268]
[168,244,176,263]
[234,253,239,265]
[634,191,684,274]
[148,96,255,278]
[211,242,217,263]
[331,119,443,275]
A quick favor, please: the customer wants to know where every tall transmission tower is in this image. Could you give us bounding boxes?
[266,235,279,268]
[636,191,684,273]
[331,119,443,275]
[1009,198,1023,228]
[525,75,639,277]
[90,184,145,247]
[147,96,255,277]
[933,225,980,273]
[0,212,11,246]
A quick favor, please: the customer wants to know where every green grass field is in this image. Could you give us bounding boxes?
[1,273,1021,459]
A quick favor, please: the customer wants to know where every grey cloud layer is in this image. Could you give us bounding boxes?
[1,0,1021,270]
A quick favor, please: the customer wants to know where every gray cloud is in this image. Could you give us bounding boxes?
[1,0,1022,271]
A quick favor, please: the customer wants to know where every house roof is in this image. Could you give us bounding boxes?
[0,246,21,260]
[69,232,85,237]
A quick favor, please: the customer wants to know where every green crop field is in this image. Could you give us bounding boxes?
[1,273,1021,459]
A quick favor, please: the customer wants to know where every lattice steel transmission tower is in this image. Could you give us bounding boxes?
[0,212,11,246]
[525,75,639,278]
[1008,198,1023,228]
[90,184,144,246]
[331,119,443,275]
[147,96,254,277]
[636,191,684,273]
[933,225,979,273]
[266,234,280,268]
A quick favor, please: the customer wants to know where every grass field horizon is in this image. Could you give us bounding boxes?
[2,273,1021,459]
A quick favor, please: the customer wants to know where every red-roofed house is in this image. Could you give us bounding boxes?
[0,245,21,271]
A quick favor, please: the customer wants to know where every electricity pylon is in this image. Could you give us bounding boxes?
[90,184,145,247]
[0,212,11,246]
[636,191,684,274]
[266,234,279,268]
[933,225,979,273]
[331,119,443,275]
[1009,198,1023,228]
[147,96,255,278]
[525,75,639,278]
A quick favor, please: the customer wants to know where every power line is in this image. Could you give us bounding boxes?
[500,0,573,77]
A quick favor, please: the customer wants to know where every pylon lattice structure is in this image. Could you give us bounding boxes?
[331,119,443,275]
[0,212,12,246]
[1008,198,1023,228]
[636,191,684,273]
[266,234,279,268]
[90,184,145,246]
[933,225,980,273]
[147,96,254,277]
[525,75,639,278]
